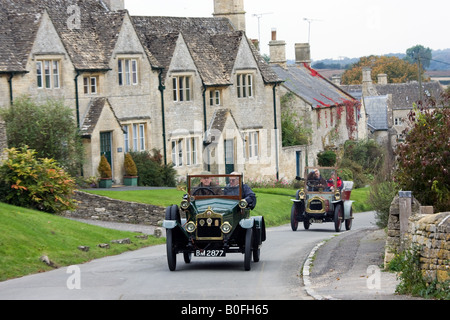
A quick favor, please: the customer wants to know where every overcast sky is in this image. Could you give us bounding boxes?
[124,0,449,61]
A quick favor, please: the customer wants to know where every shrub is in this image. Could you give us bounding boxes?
[97,155,112,179]
[0,147,77,213]
[129,149,176,187]
[317,150,336,166]
[124,153,138,176]
[0,96,84,176]
[368,180,399,228]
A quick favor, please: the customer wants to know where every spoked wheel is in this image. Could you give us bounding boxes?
[244,227,253,271]
[345,206,353,230]
[334,204,343,232]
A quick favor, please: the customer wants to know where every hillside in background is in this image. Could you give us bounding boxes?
[310,49,450,71]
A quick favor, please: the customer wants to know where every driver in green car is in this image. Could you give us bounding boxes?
[194,172,223,195]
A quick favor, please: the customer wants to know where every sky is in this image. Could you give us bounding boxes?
[124,0,450,61]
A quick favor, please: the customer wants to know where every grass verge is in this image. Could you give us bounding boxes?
[0,203,165,282]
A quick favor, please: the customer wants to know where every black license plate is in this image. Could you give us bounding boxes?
[194,249,226,257]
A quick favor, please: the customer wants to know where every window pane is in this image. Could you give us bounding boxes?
[53,61,59,88]
[172,141,177,165]
[237,75,241,98]
[83,77,89,94]
[44,61,51,88]
[36,62,43,88]
[132,60,138,85]
[123,125,129,153]
[179,77,184,101]
[173,78,178,101]
[178,140,183,166]
[125,60,131,85]
[139,124,145,151]
[133,124,138,152]
[247,75,252,97]
[90,77,97,94]
[185,77,190,101]
[118,60,123,86]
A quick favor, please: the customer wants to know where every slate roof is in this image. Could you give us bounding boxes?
[1,0,130,71]
[80,97,121,138]
[364,95,389,131]
[374,81,443,110]
[132,16,281,85]
[272,63,357,109]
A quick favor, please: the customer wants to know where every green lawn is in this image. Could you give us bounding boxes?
[87,186,371,227]
[0,203,165,282]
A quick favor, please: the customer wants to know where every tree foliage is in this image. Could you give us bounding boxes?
[0,96,84,176]
[341,55,422,85]
[395,97,450,212]
[405,45,432,69]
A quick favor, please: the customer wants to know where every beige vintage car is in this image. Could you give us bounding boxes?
[290,167,354,232]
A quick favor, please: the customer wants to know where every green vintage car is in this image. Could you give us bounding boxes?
[291,167,354,232]
[163,174,266,271]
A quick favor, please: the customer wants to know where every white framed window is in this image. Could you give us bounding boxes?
[171,139,183,167]
[83,76,98,94]
[123,123,146,152]
[173,76,192,102]
[237,73,253,98]
[394,117,403,126]
[37,60,60,89]
[209,89,221,106]
[118,58,138,86]
[186,137,198,166]
[245,131,259,159]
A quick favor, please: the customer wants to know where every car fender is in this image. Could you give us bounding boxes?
[239,218,254,229]
[162,220,177,229]
[343,200,354,219]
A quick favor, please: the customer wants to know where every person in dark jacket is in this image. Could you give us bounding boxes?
[224,172,256,209]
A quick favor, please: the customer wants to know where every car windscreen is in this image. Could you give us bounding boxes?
[305,167,339,193]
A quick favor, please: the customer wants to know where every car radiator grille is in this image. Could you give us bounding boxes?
[197,217,222,240]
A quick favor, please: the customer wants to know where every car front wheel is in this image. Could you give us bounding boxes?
[244,228,253,271]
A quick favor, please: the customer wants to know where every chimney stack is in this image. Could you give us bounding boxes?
[269,29,287,68]
[213,0,246,32]
[378,73,388,85]
[295,43,311,66]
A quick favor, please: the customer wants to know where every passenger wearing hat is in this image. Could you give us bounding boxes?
[224,172,257,210]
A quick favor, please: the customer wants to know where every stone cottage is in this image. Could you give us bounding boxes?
[268,32,363,175]
[0,0,284,183]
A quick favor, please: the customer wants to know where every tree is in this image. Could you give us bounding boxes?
[395,99,450,212]
[405,45,432,69]
[0,96,84,176]
[341,55,421,85]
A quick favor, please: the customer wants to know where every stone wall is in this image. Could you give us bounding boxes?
[385,193,450,283]
[62,191,166,226]
[406,212,450,282]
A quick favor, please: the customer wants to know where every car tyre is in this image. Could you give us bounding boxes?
[290,204,298,231]
[166,229,177,271]
[183,252,192,264]
[244,228,253,271]
[345,206,353,230]
[334,204,343,232]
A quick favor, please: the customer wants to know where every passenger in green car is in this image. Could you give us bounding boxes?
[224,172,257,209]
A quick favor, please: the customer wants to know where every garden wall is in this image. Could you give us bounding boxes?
[384,193,450,283]
[62,191,166,226]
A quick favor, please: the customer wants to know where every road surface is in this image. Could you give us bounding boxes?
[0,211,377,300]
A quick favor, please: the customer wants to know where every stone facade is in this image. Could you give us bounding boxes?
[62,191,165,226]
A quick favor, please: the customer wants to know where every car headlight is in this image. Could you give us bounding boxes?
[220,222,232,234]
[180,199,190,210]
[238,199,248,209]
[185,221,196,233]
[334,191,341,201]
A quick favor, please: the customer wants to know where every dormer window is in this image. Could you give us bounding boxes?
[118,58,138,86]
[237,73,253,98]
[36,60,60,89]
[173,76,192,102]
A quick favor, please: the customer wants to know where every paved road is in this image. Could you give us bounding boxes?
[0,212,378,300]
